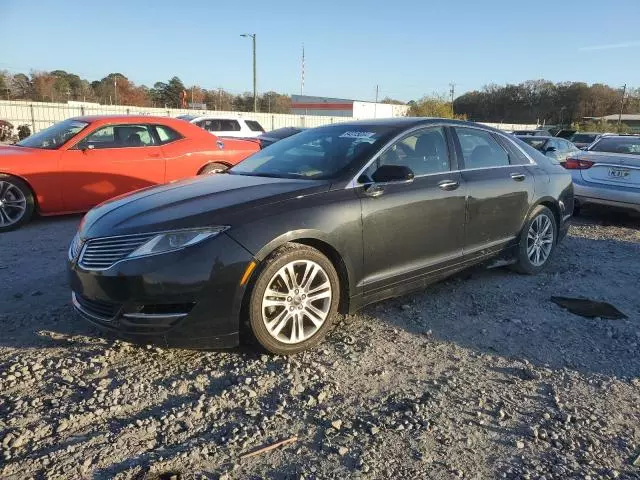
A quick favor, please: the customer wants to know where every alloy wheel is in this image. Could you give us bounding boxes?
[527,214,554,266]
[0,180,27,228]
[261,259,332,344]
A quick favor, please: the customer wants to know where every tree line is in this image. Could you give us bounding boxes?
[1,70,637,125]
[0,70,293,114]
[453,80,639,125]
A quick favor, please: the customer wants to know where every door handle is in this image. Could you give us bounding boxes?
[511,173,526,181]
[438,180,459,191]
[364,184,384,198]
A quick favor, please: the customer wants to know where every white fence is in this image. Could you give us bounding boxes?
[0,100,351,134]
[0,100,538,134]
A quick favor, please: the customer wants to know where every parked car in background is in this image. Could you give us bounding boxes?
[252,127,307,148]
[177,115,265,138]
[517,135,580,165]
[513,129,550,136]
[68,118,573,354]
[0,115,260,231]
[569,132,601,150]
[564,134,640,214]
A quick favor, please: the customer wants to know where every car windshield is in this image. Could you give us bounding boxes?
[589,137,640,155]
[519,137,547,150]
[230,125,400,179]
[16,119,89,150]
[570,133,598,143]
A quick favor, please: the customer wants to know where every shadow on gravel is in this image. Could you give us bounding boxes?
[362,232,640,379]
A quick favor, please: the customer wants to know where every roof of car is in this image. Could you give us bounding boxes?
[517,135,554,140]
[71,115,183,124]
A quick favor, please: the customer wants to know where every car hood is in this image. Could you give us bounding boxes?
[81,173,330,238]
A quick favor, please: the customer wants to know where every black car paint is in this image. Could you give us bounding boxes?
[69,118,573,348]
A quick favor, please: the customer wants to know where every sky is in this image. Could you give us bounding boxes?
[1,0,638,102]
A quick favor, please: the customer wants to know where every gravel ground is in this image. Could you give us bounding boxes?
[1,209,639,480]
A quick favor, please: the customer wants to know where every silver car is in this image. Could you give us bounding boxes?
[566,135,640,214]
[517,136,581,165]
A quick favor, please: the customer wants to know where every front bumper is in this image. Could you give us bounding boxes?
[573,173,640,213]
[68,233,255,349]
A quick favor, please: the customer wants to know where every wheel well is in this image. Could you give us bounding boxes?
[538,200,561,236]
[292,238,351,315]
[0,172,39,211]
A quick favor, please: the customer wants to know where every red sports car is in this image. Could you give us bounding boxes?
[0,115,260,231]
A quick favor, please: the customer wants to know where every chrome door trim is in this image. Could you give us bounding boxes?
[346,122,537,190]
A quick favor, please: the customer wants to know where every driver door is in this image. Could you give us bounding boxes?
[357,126,466,297]
[61,123,165,211]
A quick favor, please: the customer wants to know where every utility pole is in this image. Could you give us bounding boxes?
[449,83,456,117]
[374,85,379,118]
[618,83,627,132]
[114,75,118,106]
[241,33,257,112]
[301,44,305,95]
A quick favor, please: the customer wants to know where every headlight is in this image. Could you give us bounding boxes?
[127,227,228,258]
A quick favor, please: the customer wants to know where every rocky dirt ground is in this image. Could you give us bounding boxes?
[1,209,639,480]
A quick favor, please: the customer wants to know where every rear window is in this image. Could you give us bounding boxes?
[154,125,183,144]
[245,120,265,132]
[570,133,598,144]
[519,137,547,151]
[589,137,640,155]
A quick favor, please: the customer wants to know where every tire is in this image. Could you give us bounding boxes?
[512,205,557,275]
[0,174,35,232]
[199,162,229,175]
[247,244,340,355]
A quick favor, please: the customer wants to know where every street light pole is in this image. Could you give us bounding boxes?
[241,33,257,112]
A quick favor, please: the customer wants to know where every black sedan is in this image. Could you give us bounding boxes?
[68,118,573,354]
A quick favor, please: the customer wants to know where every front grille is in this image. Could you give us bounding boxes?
[79,233,155,270]
[73,293,121,321]
[69,232,83,261]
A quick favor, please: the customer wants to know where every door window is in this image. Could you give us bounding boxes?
[220,119,241,131]
[362,127,450,179]
[455,128,510,168]
[80,124,156,149]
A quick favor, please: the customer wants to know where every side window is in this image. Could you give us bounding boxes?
[495,134,532,165]
[454,128,510,169]
[154,125,182,144]
[81,124,156,149]
[245,120,265,132]
[220,120,241,131]
[362,127,450,179]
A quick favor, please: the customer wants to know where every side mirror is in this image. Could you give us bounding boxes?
[545,146,557,153]
[371,165,414,183]
[79,143,94,152]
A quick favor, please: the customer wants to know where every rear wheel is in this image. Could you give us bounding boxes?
[247,244,340,355]
[512,205,557,275]
[200,162,229,175]
[0,175,35,232]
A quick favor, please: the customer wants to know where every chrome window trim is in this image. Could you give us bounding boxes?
[346,123,535,189]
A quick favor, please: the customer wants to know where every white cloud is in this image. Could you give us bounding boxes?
[579,41,640,51]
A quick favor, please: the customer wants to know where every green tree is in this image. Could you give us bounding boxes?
[408,94,464,119]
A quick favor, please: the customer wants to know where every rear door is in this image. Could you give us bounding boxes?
[452,127,534,255]
[61,123,165,211]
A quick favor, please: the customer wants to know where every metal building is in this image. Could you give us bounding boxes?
[291,95,409,119]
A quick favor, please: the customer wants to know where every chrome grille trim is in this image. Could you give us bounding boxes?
[78,233,155,270]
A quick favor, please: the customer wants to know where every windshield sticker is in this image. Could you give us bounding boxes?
[339,131,376,139]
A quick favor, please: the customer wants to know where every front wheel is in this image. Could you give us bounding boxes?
[0,175,35,232]
[512,205,557,275]
[247,244,340,355]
